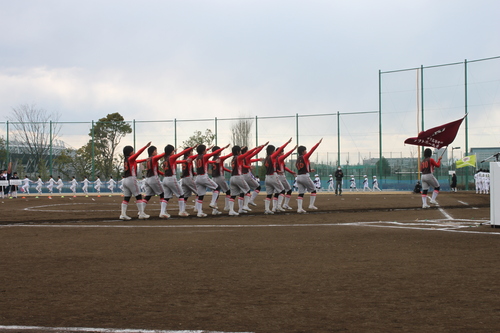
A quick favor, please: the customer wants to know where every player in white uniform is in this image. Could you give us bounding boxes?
[313,174,322,191]
[81,177,90,195]
[21,176,32,194]
[327,175,334,191]
[362,175,370,191]
[46,176,56,195]
[349,175,358,191]
[484,170,490,194]
[474,170,480,194]
[56,176,64,194]
[107,176,117,194]
[35,176,43,195]
[70,176,78,196]
[94,176,102,194]
[139,176,147,194]
[372,176,381,191]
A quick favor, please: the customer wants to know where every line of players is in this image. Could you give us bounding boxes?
[118,138,324,220]
[7,175,121,196]
[323,174,382,192]
[474,169,490,194]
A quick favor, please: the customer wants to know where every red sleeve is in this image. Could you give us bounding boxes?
[223,166,232,173]
[172,147,194,161]
[284,166,295,174]
[430,158,441,167]
[205,147,226,160]
[129,143,149,162]
[136,158,147,163]
[153,152,166,162]
[272,141,290,159]
[220,153,233,162]
[249,158,261,163]
[305,141,321,159]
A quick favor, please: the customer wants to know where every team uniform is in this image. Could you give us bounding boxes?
[162,147,194,217]
[177,153,198,210]
[362,175,370,191]
[372,176,381,191]
[327,175,334,191]
[276,145,297,210]
[56,177,64,194]
[314,175,322,191]
[421,154,441,208]
[107,177,116,194]
[35,177,43,195]
[349,176,358,191]
[194,145,228,217]
[242,145,266,206]
[264,142,290,214]
[46,177,55,194]
[70,177,78,196]
[295,139,322,213]
[228,148,254,215]
[21,176,32,194]
[94,177,102,193]
[120,142,151,220]
[210,151,233,213]
[81,178,90,195]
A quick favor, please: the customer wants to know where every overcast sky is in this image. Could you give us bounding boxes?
[1,0,499,162]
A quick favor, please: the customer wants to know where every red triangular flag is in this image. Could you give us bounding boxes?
[404,116,465,149]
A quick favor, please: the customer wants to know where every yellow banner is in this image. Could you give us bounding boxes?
[456,155,476,168]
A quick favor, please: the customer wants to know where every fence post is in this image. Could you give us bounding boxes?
[214,117,218,146]
[337,111,340,167]
[295,113,299,146]
[49,120,53,176]
[464,59,469,190]
[6,121,9,166]
[91,120,95,180]
[174,118,177,148]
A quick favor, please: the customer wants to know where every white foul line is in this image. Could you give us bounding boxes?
[0,325,252,333]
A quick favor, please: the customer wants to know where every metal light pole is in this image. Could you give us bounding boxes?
[451,147,461,170]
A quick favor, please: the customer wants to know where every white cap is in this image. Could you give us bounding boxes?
[329,174,332,176]
[373,175,377,177]
[315,174,319,177]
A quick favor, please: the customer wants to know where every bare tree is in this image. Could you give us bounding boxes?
[182,129,216,148]
[231,117,253,147]
[8,104,61,173]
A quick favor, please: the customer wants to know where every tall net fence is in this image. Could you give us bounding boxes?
[1,56,498,192]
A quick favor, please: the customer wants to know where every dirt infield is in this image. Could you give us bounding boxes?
[1,192,499,332]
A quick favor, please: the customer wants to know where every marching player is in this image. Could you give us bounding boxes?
[349,175,358,191]
[120,142,151,220]
[161,144,195,217]
[327,174,334,192]
[314,174,322,191]
[241,143,267,209]
[372,176,381,191]
[421,148,442,208]
[210,146,233,213]
[227,145,252,216]
[177,147,199,214]
[362,175,370,191]
[81,176,90,195]
[277,144,297,210]
[70,176,78,196]
[136,146,167,217]
[264,139,291,214]
[194,144,230,217]
[21,175,32,194]
[107,176,116,194]
[94,176,102,194]
[56,176,64,194]
[295,138,322,213]
[35,176,43,195]
[46,175,55,194]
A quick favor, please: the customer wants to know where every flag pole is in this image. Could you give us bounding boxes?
[416,68,421,181]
